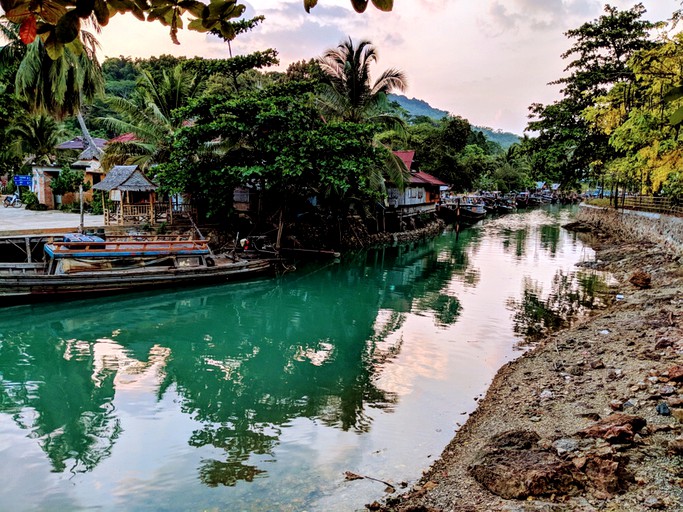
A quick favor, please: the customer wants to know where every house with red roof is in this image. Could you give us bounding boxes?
[388,150,447,212]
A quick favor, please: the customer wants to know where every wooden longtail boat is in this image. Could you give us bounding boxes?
[0,234,278,305]
[438,196,487,225]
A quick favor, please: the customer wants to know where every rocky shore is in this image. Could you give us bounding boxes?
[380,207,683,512]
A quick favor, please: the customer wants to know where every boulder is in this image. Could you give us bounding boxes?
[470,447,581,499]
[668,365,683,382]
[573,450,631,495]
[629,271,651,289]
[578,414,646,444]
[469,430,582,499]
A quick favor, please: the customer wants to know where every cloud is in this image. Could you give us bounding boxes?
[227,1,360,65]
[485,0,602,34]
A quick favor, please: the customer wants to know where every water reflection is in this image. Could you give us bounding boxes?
[508,270,607,340]
[0,206,601,509]
[0,232,466,488]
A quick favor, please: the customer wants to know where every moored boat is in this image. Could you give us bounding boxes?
[0,233,279,305]
[438,196,487,225]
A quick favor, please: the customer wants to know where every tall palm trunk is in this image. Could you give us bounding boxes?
[76,110,103,160]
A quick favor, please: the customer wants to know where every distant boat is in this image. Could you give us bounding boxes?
[0,234,279,305]
[438,196,487,224]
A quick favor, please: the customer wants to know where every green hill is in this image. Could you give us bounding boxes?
[388,93,521,149]
[388,94,449,120]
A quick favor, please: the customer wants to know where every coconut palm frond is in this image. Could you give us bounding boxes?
[370,68,407,96]
[318,37,406,124]
[382,148,411,191]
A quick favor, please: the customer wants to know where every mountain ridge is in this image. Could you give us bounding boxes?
[388,94,521,150]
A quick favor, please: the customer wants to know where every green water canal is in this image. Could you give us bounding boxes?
[0,206,606,511]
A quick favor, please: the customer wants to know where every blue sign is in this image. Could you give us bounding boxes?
[13,175,31,187]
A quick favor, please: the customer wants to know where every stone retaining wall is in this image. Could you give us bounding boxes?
[577,205,683,257]
[365,219,446,248]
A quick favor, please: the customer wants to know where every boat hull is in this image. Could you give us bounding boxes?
[0,258,275,306]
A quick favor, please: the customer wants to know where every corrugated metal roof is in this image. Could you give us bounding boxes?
[56,136,107,150]
[394,150,415,171]
[410,171,447,187]
[92,165,158,192]
[107,132,139,144]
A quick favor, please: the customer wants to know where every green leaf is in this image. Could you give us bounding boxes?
[148,6,172,24]
[182,0,206,18]
[188,17,211,32]
[351,0,368,13]
[65,37,84,55]
[43,32,64,59]
[54,9,80,43]
[663,86,683,104]
[371,0,392,11]
[669,107,683,127]
[93,0,110,25]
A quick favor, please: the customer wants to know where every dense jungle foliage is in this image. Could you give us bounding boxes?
[1,1,682,226]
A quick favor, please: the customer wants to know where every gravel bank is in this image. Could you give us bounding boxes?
[380,208,683,512]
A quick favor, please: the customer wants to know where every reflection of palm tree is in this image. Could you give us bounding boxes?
[0,332,120,473]
[0,236,468,488]
[509,270,604,340]
[100,65,201,170]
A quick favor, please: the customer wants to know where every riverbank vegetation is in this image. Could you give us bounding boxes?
[1,2,683,234]
[523,3,683,207]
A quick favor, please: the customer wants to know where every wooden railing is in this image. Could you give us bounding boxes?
[104,203,196,226]
[621,196,683,217]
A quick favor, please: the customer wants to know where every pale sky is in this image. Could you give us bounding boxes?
[97,0,681,135]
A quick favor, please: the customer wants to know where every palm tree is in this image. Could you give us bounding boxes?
[318,37,411,191]
[0,20,104,121]
[99,65,202,170]
[2,19,104,162]
[317,37,407,125]
[7,113,65,165]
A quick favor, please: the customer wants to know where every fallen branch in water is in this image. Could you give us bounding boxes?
[344,471,396,493]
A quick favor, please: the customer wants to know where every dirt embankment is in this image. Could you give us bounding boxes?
[380,207,683,512]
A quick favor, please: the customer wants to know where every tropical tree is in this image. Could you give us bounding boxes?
[1,16,104,170]
[317,37,410,193]
[582,30,683,200]
[526,4,658,187]
[317,37,406,125]
[99,64,201,169]
[0,0,392,60]
[488,144,532,193]
[0,19,104,120]
[159,81,386,227]
[6,112,64,165]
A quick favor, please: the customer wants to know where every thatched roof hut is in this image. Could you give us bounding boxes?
[93,165,157,193]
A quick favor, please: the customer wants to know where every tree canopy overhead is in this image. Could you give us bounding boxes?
[0,0,393,59]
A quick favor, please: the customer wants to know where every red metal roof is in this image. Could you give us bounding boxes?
[392,150,447,186]
[107,132,139,144]
[410,171,447,187]
[394,150,415,171]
